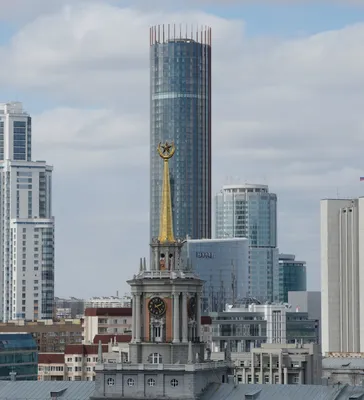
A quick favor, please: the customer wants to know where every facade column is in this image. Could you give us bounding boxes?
[196,293,202,341]
[135,294,141,342]
[182,292,188,343]
[173,292,180,343]
[278,353,282,384]
[251,353,255,383]
[132,294,136,342]
[283,367,288,384]
[260,353,263,383]
[242,367,246,384]
[269,353,273,384]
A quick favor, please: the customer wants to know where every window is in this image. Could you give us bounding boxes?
[147,378,156,387]
[170,379,178,387]
[107,377,115,386]
[127,378,135,386]
[149,353,162,364]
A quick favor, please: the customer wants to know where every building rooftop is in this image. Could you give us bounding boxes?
[0,381,95,400]
[84,307,132,317]
[323,356,364,370]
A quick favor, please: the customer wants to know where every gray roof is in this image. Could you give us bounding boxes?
[323,357,364,370]
[200,383,364,400]
[0,381,95,399]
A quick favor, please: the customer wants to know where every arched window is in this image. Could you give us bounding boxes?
[149,353,162,364]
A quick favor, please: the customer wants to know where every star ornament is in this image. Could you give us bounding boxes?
[162,142,172,155]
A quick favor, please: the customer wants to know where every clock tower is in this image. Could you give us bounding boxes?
[91,141,229,400]
[128,141,205,364]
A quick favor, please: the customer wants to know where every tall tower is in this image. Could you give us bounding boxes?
[150,25,212,241]
[215,184,278,302]
[92,142,229,400]
[0,102,54,321]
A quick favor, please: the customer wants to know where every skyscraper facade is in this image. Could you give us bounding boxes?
[0,102,54,321]
[320,198,364,353]
[215,184,278,302]
[150,25,212,241]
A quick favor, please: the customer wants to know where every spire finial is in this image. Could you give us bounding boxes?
[157,141,176,243]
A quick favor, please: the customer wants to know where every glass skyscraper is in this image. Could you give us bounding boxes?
[150,25,212,240]
[215,184,278,302]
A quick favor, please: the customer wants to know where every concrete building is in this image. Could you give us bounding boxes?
[215,184,278,302]
[0,333,38,381]
[320,199,364,353]
[85,296,131,309]
[150,25,212,241]
[38,337,131,382]
[183,238,249,311]
[322,352,364,386]
[55,297,85,318]
[277,254,307,302]
[82,308,132,344]
[0,318,82,352]
[288,291,321,343]
[0,102,54,321]
[208,302,319,353]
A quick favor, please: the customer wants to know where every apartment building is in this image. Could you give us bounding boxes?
[0,319,82,352]
[82,308,132,344]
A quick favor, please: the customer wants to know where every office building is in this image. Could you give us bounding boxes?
[150,25,212,241]
[276,254,307,302]
[0,102,54,321]
[55,297,85,319]
[320,198,364,353]
[84,296,131,309]
[0,333,38,380]
[183,238,249,311]
[215,184,278,302]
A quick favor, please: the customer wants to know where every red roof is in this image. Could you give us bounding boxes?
[64,344,108,355]
[84,307,132,317]
[201,316,212,325]
[38,353,64,364]
[93,334,132,344]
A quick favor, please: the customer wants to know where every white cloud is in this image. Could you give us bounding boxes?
[1,2,364,295]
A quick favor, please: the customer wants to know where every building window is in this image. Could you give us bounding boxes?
[107,378,115,386]
[149,353,162,364]
[170,379,178,387]
[127,378,135,387]
[147,378,156,387]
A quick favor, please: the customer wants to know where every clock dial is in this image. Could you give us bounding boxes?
[188,296,197,317]
[148,297,166,317]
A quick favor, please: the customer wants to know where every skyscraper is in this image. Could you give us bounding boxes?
[320,198,364,353]
[0,102,54,321]
[150,25,212,241]
[215,184,278,302]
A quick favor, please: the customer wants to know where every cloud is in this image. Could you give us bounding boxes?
[2,2,364,295]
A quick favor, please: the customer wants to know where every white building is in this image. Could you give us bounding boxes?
[0,102,54,321]
[214,184,279,302]
[84,296,131,309]
[320,198,364,353]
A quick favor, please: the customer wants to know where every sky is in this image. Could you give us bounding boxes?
[1,0,364,298]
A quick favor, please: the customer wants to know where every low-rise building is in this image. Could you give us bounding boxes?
[82,308,132,344]
[55,297,85,319]
[0,319,82,352]
[85,296,132,309]
[322,352,364,386]
[0,333,38,381]
[38,336,131,382]
[212,343,321,385]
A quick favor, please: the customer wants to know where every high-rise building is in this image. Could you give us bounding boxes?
[320,198,364,354]
[215,184,278,302]
[275,254,307,303]
[183,238,249,312]
[0,102,54,321]
[149,25,212,241]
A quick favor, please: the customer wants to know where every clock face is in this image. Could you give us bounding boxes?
[188,296,197,317]
[148,297,166,317]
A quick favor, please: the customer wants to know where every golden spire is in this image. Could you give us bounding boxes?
[157,141,176,243]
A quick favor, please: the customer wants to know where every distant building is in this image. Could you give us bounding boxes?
[322,352,364,386]
[84,296,131,309]
[276,254,307,302]
[82,308,132,344]
[0,333,38,380]
[183,238,249,311]
[215,184,278,302]
[38,337,131,382]
[320,199,364,353]
[208,302,319,353]
[0,102,55,321]
[55,297,85,318]
[212,343,322,385]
